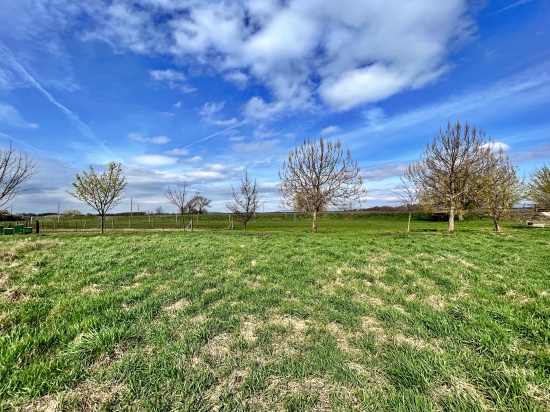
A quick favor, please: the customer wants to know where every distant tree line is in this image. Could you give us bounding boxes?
[2,120,550,234]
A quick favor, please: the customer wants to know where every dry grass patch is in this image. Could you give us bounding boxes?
[240,316,259,343]
[0,272,10,287]
[15,381,126,412]
[203,333,232,362]
[164,298,190,316]
[81,283,101,295]
[394,333,443,354]
[3,288,31,302]
[360,316,387,343]
[327,323,360,356]
[505,289,532,304]
[425,295,446,311]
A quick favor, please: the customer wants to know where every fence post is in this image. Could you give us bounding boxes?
[36,220,40,234]
[129,218,130,229]
[112,219,114,229]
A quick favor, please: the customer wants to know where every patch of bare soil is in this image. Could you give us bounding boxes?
[4,289,31,302]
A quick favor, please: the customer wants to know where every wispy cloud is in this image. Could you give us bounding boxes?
[129,133,170,144]
[0,43,113,156]
[321,125,340,135]
[164,148,189,156]
[488,0,532,16]
[0,102,38,129]
[150,69,196,92]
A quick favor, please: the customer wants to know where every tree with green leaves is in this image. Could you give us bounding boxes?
[527,163,550,210]
[67,162,127,234]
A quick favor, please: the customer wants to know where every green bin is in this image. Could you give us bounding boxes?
[4,228,14,235]
[14,224,23,234]
[24,227,33,234]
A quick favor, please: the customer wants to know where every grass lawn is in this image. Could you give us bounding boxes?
[0,216,549,411]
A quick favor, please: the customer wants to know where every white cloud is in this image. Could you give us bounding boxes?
[77,0,475,118]
[179,155,202,163]
[199,101,238,126]
[321,125,340,135]
[132,154,178,166]
[480,141,511,154]
[174,101,181,107]
[164,148,189,155]
[228,135,245,142]
[362,163,408,180]
[232,139,280,153]
[0,102,38,129]
[199,101,225,117]
[129,133,170,144]
[150,69,195,92]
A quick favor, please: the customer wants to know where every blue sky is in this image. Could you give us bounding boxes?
[0,0,549,214]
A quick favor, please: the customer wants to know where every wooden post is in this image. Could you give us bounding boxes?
[36,220,40,234]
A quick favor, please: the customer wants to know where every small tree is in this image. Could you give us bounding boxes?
[68,162,127,234]
[390,177,419,232]
[279,136,364,232]
[226,170,261,231]
[477,154,523,232]
[527,163,550,209]
[0,142,37,208]
[155,206,164,215]
[165,179,190,225]
[194,194,212,214]
[405,121,499,232]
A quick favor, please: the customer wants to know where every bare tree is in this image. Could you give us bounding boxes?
[405,121,499,232]
[279,136,364,233]
[67,162,127,234]
[226,170,261,231]
[194,194,212,214]
[155,206,164,215]
[390,177,419,232]
[165,179,190,225]
[0,142,37,208]
[477,153,523,232]
[184,192,200,214]
[527,163,550,209]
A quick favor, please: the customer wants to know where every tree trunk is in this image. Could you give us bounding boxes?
[180,212,184,229]
[448,205,455,232]
[243,221,247,231]
[312,210,317,233]
[493,219,500,232]
[407,211,411,233]
[101,214,105,234]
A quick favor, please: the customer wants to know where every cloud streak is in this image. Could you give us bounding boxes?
[0,43,113,156]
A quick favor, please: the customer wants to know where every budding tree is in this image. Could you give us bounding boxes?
[527,163,550,209]
[390,177,419,233]
[68,162,127,234]
[226,170,261,231]
[0,142,37,207]
[405,121,499,232]
[477,153,523,232]
[279,136,364,232]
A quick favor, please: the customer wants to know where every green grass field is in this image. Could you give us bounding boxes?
[0,215,549,411]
